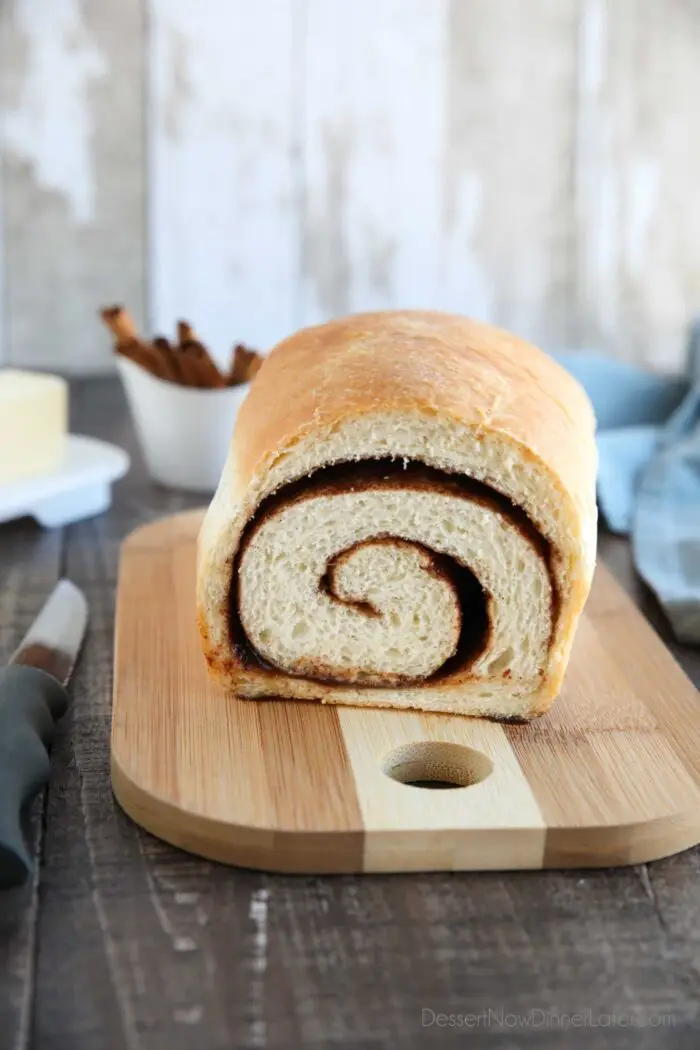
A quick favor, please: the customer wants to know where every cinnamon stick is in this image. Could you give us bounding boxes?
[101,305,140,346]
[179,340,227,388]
[152,336,186,384]
[228,343,264,385]
[102,305,236,388]
[173,321,211,385]
[177,320,197,346]
[102,306,171,380]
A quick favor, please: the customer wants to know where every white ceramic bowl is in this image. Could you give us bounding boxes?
[117,356,248,492]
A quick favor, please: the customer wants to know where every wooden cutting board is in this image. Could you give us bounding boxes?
[111,510,700,873]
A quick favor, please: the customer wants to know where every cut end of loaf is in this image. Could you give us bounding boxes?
[197,311,597,721]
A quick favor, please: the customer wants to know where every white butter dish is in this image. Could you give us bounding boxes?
[0,435,130,528]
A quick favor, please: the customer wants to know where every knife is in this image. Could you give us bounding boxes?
[0,580,88,888]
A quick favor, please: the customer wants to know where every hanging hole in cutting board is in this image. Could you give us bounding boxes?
[381,741,493,790]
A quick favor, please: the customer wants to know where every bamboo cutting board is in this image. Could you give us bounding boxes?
[112,511,700,872]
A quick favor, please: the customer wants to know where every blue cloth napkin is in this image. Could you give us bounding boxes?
[554,322,700,645]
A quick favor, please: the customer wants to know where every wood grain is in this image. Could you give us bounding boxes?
[4,380,700,1048]
[300,0,579,351]
[113,509,700,874]
[575,0,700,368]
[339,705,545,872]
[0,0,145,373]
[0,522,62,1050]
[113,516,365,873]
[2,2,700,372]
[443,0,579,347]
[148,0,300,360]
[300,0,448,324]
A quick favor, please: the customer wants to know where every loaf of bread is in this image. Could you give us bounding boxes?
[197,311,597,721]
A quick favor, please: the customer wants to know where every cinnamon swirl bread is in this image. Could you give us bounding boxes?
[197,311,597,720]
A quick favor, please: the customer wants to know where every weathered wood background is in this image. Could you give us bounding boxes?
[3,378,700,1050]
[1,0,699,374]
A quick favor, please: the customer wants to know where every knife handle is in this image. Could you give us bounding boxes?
[0,666,69,888]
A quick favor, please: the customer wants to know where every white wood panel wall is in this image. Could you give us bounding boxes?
[301,0,448,324]
[0,0,145,372]
[149,0,300,365]
[442,0,579,349]
[575,0,700,369]
[1,0,699,373]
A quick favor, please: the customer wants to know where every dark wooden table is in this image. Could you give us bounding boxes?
[2,379,700,1050]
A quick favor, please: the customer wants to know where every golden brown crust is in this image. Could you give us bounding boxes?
[231,311,595,522]
[197,310,597,719]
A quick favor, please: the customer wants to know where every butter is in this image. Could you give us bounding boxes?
[0,369,68,485]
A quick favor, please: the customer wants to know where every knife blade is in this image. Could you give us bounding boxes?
[0,580,88,888]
